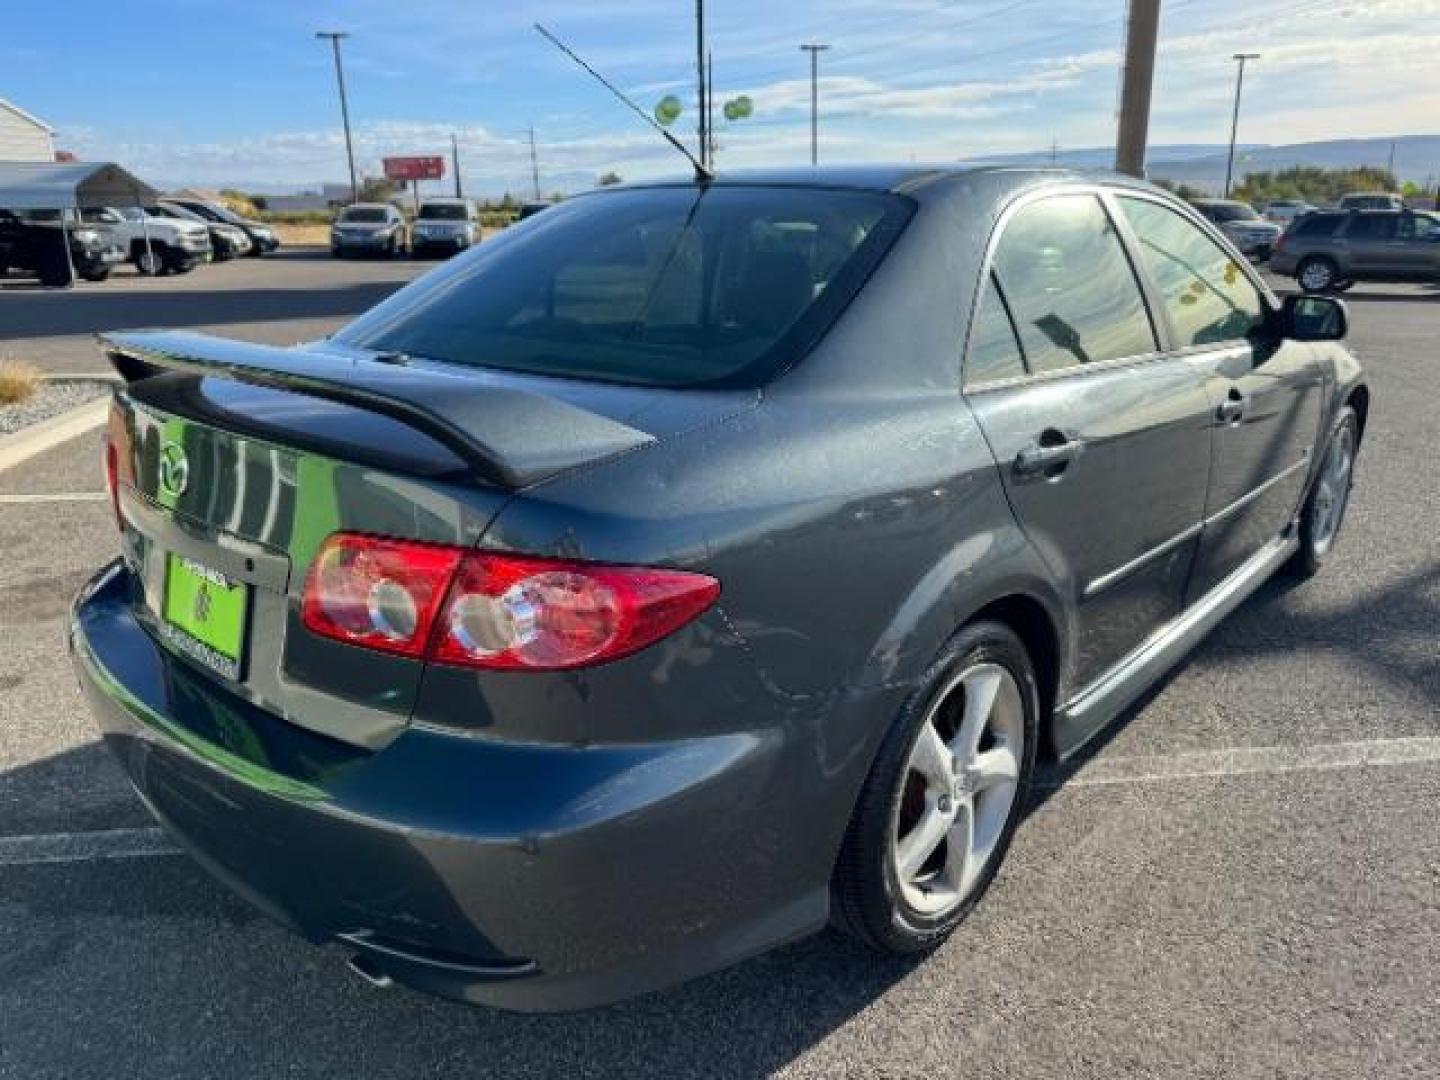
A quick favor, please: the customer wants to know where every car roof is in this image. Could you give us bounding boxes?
[342,202,393,210]
[420,197,469,204]
[615,163,1165,197]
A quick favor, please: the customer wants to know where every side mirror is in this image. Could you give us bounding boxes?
[1282,294,1348,342]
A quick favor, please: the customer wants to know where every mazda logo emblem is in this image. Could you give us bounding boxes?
[158,442,189,497]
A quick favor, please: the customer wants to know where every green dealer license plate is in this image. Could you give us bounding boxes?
[161,554,248,681]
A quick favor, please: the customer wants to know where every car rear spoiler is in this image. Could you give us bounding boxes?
[100,330,654,489]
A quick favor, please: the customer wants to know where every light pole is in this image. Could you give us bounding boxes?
[316,31,358,203]
[1224,52,1259,198]
[800,43,830,166]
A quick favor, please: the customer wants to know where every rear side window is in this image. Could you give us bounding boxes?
[1344,213,1398,240]
[990,195,1156,374]
[966,274,1026,384]
[1118,197,1266,348]
[1291,213,1344,238]
[336,186,911,389]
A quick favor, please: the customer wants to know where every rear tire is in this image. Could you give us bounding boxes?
[78,265,110,282]
[1289,406,1359,579]
[1297,256,1339,293]
[832,621,1038,954]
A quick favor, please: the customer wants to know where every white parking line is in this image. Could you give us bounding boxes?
[5,737,1440,868]
[1052,735,1440,788]
[0,492,107,504]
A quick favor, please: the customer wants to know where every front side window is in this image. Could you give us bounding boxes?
[1119,197,1266,348]
[1398,212,1440,240]
[990,194,1156,374]
[336,186,911,389]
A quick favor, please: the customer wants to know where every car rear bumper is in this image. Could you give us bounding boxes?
[69,560,839,1010]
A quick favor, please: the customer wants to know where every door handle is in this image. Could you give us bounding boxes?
[1014,434,1082,478]
[1217,389,1246,425]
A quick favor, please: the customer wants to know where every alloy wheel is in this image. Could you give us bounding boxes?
[1310,424,1355,555]
[891,662,1025,917]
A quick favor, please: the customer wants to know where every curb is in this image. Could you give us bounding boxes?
[0,395,110,473]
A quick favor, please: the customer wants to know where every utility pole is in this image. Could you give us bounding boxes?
[528,126,542,201]
[1386,139,1397,181]
[451,133,463,198]
[1224,53,1260,198]
[1114,0,1160,178]
[800,43,830,166]
[696,0,708,168]
[316,31,358,202]
[1050,138,1060,165]
[707,51,716,166]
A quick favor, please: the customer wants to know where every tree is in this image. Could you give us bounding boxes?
[1229,165,1399,207]
[596,171,623,187]
[357,176,399,203]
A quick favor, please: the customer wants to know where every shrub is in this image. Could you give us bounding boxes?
[0,358,42,406]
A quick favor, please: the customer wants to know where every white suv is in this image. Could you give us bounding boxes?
[83,206,212,275]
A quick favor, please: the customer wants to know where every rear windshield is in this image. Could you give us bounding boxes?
[335,185,911,389]
[340,207,388,223]
[1201,202,1259,223]
[418,203,467,220]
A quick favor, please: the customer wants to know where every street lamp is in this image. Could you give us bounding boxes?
[316,31,359,203]
[1224,53,1260,199]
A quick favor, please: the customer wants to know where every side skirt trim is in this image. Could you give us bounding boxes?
[1053,531,1298,758]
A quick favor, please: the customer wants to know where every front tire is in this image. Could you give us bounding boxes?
[1289,406,1359,579]
[832,621,1039,954]
[78,265,110,282]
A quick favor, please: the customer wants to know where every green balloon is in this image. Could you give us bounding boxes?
[654,95,683,127]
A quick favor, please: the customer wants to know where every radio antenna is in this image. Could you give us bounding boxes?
[534,22,713,184]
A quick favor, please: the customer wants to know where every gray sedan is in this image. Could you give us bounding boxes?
[74,166,1366,1011]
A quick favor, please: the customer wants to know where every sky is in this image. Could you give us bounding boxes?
[7,0,1440,195]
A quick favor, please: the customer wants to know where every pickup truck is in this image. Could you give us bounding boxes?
[0,209,126,286]
[82,206,211,275]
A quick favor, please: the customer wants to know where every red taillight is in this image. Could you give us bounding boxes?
[102,437,121,531]
[301,534,463,658]
[299,533,720,671]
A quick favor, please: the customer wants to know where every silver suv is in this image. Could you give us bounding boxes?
[1270,209,1440,292]
[1190,199,1282,260]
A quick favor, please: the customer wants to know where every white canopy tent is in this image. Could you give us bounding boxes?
[0,161,158,209]
[0,161,160,282]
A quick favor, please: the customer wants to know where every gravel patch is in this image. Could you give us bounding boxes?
[0,378,110,435]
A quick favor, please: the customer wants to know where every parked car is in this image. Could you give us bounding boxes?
[164,196,280,255]
[1338,192,1404,212]
[75,167,1367,1012]
[0,208,125,285]
[331,203,407,258]
[1271,208,1440,291]
[410,197,479,258]
[151,201,253,260]
[1190,198,1282,259]
[82,206,210,275]
[517,200,555,221]
[1263,198,1315,225]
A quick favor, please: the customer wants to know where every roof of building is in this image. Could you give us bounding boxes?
[0,98,54,134]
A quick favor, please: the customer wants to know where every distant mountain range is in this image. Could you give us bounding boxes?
[970,135,1440,193]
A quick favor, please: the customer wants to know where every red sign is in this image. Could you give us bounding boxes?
[383,156,445,181]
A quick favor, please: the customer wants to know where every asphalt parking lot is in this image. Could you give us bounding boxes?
[1,256,1437,1079]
